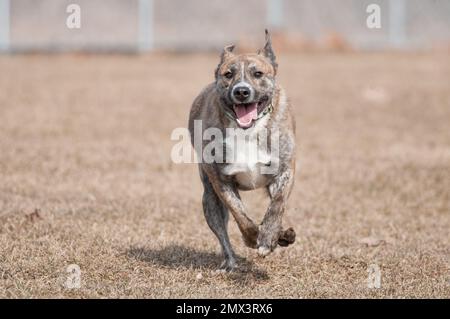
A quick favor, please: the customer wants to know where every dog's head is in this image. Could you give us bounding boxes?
[215,30,278,129]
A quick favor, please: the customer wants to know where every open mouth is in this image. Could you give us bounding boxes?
[233,103,257,128]
[233,100,266,129]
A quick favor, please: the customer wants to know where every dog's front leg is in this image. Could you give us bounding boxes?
[216,183,260,248]
[203,167,259,248]
[257,168,296,256]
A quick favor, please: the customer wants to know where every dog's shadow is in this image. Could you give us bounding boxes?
[126,244,269,282]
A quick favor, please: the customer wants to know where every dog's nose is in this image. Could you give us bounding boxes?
[233,86,251,102]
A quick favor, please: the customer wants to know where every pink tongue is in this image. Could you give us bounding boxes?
[234,103,258,127]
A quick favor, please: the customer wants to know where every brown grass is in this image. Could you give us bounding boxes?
[0,52,449,298]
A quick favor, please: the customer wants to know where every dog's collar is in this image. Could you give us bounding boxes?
[256,101,273,120]
[224,101,273,124]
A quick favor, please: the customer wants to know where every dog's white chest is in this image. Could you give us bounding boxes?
[233,165,269,190]
[221,126,272,190]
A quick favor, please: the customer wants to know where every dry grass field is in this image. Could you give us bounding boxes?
[0,52,449,298]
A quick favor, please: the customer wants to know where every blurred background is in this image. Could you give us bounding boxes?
[1,0,450,53]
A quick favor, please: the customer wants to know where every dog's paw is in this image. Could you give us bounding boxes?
[278,227,296,247]
[257,246,271,257]
[243,236,258,249]
[256,243,276,257]
[218,259,238,272]
[242,226,259,249]
[256,226,280,257]
[257,226,296,256]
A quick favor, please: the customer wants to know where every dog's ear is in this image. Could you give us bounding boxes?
[258,29,278,74]
[215,44,235,79]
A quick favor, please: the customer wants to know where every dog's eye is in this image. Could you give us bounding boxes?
[254,71,264,78]
[223,71,233,79]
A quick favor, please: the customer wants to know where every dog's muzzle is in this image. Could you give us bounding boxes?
[230,82,254,104]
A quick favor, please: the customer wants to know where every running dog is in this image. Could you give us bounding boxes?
[189,30,296,271]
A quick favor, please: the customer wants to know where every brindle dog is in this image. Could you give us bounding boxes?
[189,30,296,271]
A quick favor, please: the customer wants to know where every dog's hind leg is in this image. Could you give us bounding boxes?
[201,170,237,271]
